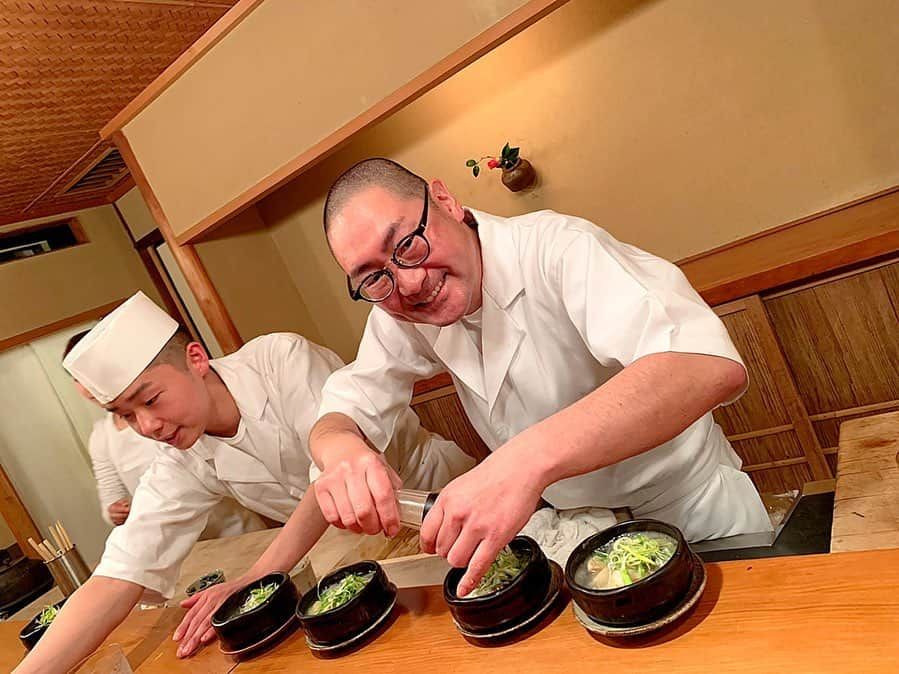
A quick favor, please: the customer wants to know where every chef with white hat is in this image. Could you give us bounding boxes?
[15,291,474,673]
[64,328,268,538]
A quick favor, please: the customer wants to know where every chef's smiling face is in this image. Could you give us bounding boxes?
[328,180,483,327]
[102,343,212,450]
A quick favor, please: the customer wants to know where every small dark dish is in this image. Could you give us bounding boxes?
[296,560,396,648]
[211,572,298,655]
[565,519,695,627]
[444,535,552,635]
[19,599,66,651]
[186,568,225,597]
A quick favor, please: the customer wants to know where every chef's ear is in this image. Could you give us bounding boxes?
[184,341,210,376]
[429,179,464,222]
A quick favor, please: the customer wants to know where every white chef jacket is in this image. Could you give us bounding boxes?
[318,209,771,542]
[94,333,473,598]
[88,414,266,538]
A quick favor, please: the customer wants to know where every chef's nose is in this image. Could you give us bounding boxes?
[135,409,164,438]
[395,267,427,298]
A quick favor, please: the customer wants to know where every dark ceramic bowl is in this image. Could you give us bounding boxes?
[19,599,66,651]
[186,568,226,597]
[565,519,695,627]
[443,536,551,634]
[296,560,396,647]
[211,572,298,653]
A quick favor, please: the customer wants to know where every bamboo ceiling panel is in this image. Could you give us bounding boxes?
[0,0,236,226]
[120,0,544,240]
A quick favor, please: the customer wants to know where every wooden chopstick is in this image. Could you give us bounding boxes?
[49,524,67,553]
[56,520,73,550]
[55,522,70,551]
[28,537,51,562]
[41,538,60,558]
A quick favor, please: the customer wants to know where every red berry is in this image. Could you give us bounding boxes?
[487,159,499,169]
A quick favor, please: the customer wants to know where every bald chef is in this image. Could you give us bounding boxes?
[14,291,473,673]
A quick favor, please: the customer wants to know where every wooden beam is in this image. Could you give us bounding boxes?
[712,298,749,317]
[0,464,43,560]
[105,174,137,204]
[0,299,124,354]
[112,131,243,353]
[742,456,809,473]
[726,424,795,443]
[679,185,899,306]
[109,199,201,343]
[100,0,266,139]
[744,295,832,481]
[808,400,899,422]
[412,372,454,399]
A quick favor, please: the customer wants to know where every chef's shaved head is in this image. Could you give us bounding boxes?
[324,158,425,239]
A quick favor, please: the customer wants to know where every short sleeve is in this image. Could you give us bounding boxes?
[547,218,746,397]
[92,456,222,598]
[316,308,442,452]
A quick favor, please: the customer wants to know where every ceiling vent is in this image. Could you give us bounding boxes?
[61,149,129,195]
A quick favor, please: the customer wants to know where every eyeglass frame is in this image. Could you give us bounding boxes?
[346,184,432,303]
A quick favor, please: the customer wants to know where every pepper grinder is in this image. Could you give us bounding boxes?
[396,489,439,529]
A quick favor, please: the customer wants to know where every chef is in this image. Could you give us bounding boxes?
[15,291,473,673]
[66,330,269,538]
[310,158,772,597]
[88,411,267,536]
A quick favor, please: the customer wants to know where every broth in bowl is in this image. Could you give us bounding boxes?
[574,531,677,590]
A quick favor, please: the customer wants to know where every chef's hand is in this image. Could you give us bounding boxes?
[107,499,130,526]
[313,438,403,537]
[174,578,247,658]
[420,449,544,597]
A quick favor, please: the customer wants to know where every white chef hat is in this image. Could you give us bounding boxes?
[63,291,178,404]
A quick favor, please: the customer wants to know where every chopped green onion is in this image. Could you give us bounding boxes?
[307,571,374,616]
[466,546,526,598]
[38,605,59,627]
[590,533,676,587]
[239,582,278,614]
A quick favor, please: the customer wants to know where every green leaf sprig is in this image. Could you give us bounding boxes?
[465,142,521,177]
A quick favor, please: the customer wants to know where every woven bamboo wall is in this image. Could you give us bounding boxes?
[410,258,899,497]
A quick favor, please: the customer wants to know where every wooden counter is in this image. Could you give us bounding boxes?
[831,410,899,552]
[227,549,899,674]
[4,549,899,672]
[0,607,234,673]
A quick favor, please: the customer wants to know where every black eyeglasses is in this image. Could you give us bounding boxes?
[347,184,432,303]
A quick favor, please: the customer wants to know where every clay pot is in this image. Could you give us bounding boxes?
[501,158,537,192]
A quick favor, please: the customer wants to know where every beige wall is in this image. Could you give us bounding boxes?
[0,205,163,342]
[258,0,899,360]
[0,516,13,550]
[115,187,157,241]
[123,0,535,238]
[195,206,324,346]
[109,185,323,355]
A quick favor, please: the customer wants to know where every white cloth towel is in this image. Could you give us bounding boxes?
[520,507,618,566]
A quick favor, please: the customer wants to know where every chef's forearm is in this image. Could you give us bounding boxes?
[14,576,143,674]
[244,489,329,580]
[510,352,747,487]
[309,412,366,467]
